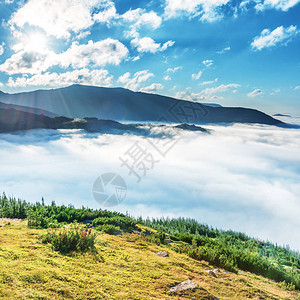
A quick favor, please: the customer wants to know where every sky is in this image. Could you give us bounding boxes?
[0,0,299,114]
[1,117,300,249]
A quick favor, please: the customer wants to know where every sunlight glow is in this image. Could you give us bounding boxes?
[23,32,48,52]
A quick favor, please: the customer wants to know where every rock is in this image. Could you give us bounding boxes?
[168,279,197,293]
[155,251,169,257]
[213,269,221,273]
[132,230,141,235]
[206,270,217,277]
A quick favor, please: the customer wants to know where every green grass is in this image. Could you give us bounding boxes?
[0,220,299,299]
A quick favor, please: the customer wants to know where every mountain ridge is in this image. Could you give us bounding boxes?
[0,84,281,125]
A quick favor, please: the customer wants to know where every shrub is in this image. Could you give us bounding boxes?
[98,224,121,235]
[92,216,137,233]
[41,226,96,254]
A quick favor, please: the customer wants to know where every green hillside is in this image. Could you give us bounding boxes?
[0,194,299,299]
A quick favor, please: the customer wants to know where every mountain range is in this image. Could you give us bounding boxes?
[0,85,281,126]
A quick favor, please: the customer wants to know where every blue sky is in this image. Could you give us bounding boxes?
[0,0,299,114]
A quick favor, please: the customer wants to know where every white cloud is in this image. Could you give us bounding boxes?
[247,89,263,97]
[117,70,154,91]
[166,66,182,73]
[0,49,58,75]
[294,86,300,90]
[270,88,280,95]
[0,38,128,75]
[6,68,113,88]
[76,31,91,40]
[117,72,130,84]
[255,0,300,11]
[251,25,299,51]
[9,0,108,39]
[93,1,117,24]
[202,83,240,95]
[140,83,164,93]
[202,59,214,67]
[163,75,171,81]
[201,78,218,85]
[175,91,206,101]
[175,83,240,102]
[164,0,230,22]
[1,123,300,250]
[59,39,128,68]
[217,46,231,54]
[192,70,203,80]
[132,55,140,61]
[0,43,4,56]
[131,37,174,53]
[122,8,162,30]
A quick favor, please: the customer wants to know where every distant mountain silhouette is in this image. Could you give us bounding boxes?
[0,85,281,125]
[0,101,57,117]
[273,113,291,117]
[0,107,210,135]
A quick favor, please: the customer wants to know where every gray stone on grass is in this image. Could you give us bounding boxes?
[155,251,169,257]
[168,279,197,293]
[206,270,217,277]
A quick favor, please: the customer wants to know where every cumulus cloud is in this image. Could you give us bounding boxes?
[1,122,300,250]
[131,37,175,53]
[117,70,154,91]
[251,25,299,51]
[9,0,108,39]
[163,75,171,81]
[122,8,162,30]
[192,70,202,80]
[140,83,163,93]
[6,68,113,88]
[255,0,300,11]
[0,49,58,75]
[164,0,230,22]
[247,89,263,97]
[202,59,214,67]
[59,39,128,68]
[0,38,128,75]
[93,1,117,24]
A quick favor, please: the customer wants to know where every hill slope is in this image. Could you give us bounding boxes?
[0,220,298,300]
[0,85,281,125]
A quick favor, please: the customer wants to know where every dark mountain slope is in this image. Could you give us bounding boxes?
[0,101,57,117]
[0,85,281,125]
[0,107,209,134]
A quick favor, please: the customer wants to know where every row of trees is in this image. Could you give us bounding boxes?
[0,193,126,228]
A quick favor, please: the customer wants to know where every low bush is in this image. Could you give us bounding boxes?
[41,226,96,254]
[92,216,137,233]
[98,224,121,235]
